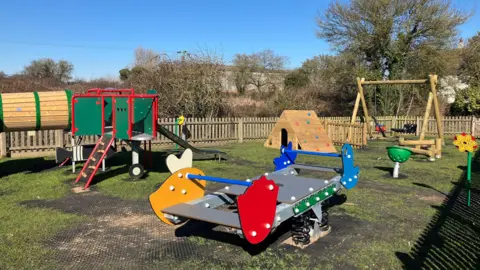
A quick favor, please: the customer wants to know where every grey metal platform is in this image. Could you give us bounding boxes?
[162,203,241,228]
[220,174,335,204]
[289,164,342,173]
[103,130,153,141]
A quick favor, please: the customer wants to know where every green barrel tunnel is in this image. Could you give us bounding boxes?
[0,90,72,132]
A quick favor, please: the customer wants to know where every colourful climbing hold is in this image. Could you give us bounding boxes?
[306,120,310,124]
[304,140,307,143]
[315,136,319,139]
[308,112,311,116]
[296,122,299,126]
[326,143,330,147]
[316,148,320,151]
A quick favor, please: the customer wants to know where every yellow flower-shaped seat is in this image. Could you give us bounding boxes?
[453,133,478,153]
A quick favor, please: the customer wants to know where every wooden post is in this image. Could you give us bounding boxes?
[415,116,421,136]
[418,92,434,148]
[238,118,244,143]
[348,90,362,141]
[357,78,372,139]
[362,122,367,147]
[435,138,442,159]
[0,132,6,157]
[55,130,65,147]
[429,75,444,145]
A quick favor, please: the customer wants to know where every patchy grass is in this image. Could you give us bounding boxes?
[0,138,477,269]
[0,157,87,269]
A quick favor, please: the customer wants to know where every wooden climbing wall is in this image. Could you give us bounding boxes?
[264,110,337,153]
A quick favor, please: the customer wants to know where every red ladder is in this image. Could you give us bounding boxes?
[75,135,115,189]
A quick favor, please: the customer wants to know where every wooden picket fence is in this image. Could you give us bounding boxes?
[0,115,476,158]
[319,115,477,136]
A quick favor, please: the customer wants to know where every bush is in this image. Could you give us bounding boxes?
[127,51,226,118]
[450,86,480,116]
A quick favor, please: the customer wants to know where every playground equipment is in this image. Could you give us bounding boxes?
[386,146,413,178]
[56,139,117,173]
[372,116,387,138]
[264,110,336,152]
[69,88,226,189]
[72,88,159,187]
[0,90,72,132]
[0,88,226,187]
[348,75,444,160]
[150,142,359,246]
[398,137,442,161]
[391,123,417,134]
[453,133,478,207]
[174,115,191,150]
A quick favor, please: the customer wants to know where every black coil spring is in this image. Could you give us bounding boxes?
[320,211,329,231]
[291,212,312,245]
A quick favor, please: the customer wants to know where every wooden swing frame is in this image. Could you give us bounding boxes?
[348,74,444,159]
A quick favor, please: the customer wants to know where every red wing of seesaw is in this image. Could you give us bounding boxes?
[237,175,279,244]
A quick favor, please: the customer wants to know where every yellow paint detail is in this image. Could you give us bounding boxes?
[454,133,478,153]
[178,115,185,125]
[149,167,206,225]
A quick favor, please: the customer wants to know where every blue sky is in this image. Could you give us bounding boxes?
[0,0,478,80]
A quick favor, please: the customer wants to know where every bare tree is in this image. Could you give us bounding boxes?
[133,46,161,70]
[128,48,227,118]
[232,49,288,93]
[23,58,74,82]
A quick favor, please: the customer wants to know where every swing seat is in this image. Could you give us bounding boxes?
[391,124,417,134]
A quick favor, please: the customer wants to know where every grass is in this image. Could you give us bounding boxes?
[0,138,477,269]
[0,160,88,269]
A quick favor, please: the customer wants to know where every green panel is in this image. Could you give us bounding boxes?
[103,97,113,126]
[33,92,41,130]
[146,89,158,95]
[73,98,102,136]
[132,98,154,136]
[293,184,337,215]
[114,97,130,139]
[64,89,72,130]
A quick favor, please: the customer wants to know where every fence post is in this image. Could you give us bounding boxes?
[0,132,6,157]
[362,123,367,147]
[238,118,244,143]
[471,116,476,136]
[415,116,421,136]
[55,130,65,147]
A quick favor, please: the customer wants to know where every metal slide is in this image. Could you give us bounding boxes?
[156,123,227,160]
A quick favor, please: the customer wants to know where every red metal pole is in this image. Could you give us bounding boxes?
[101,96,105,136]
[152,97,158,138]
[112,97,116,137]
[128,96,132,139]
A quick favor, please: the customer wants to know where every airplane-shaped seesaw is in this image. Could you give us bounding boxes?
[149,142,360,245]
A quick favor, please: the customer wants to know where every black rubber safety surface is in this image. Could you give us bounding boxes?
[19,189,370,269]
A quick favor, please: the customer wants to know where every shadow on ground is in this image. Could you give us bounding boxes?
[396,151,480,269]
[0,157,60,178]
[64,151,173,187]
